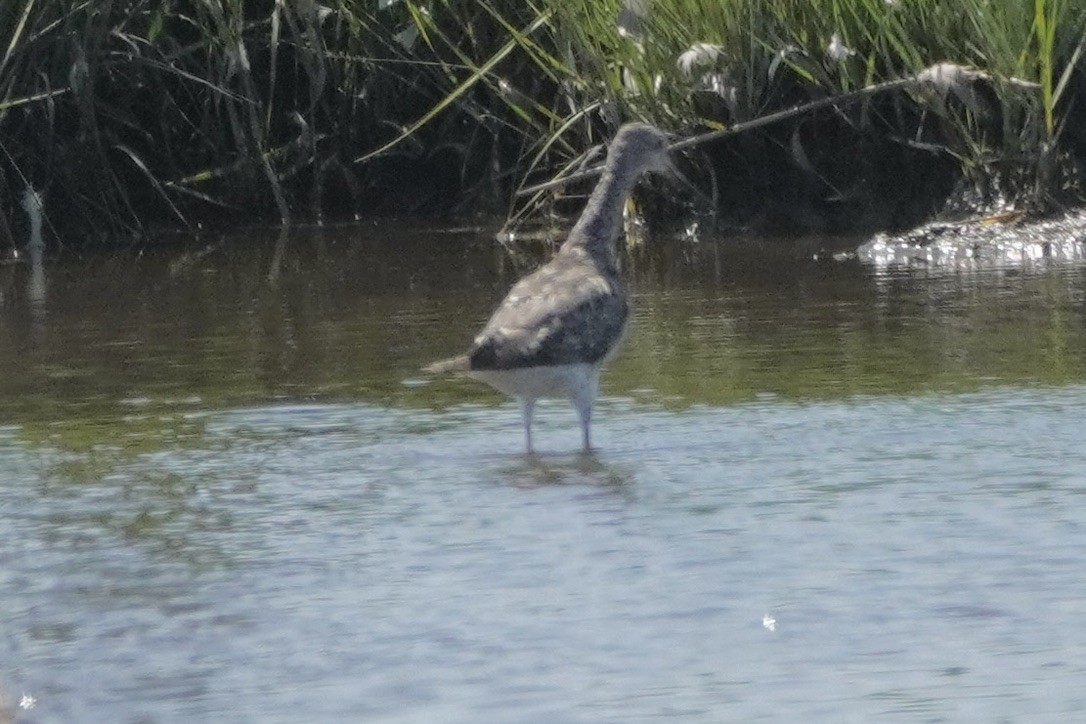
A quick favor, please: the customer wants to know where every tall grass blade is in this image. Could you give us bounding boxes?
[354,9,552,164]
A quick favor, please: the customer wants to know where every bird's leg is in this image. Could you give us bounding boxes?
[579,405,592,451]
[520,398,536,454]
[570,374,598,452]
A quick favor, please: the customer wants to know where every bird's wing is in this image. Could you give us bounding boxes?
[468,257,628,370]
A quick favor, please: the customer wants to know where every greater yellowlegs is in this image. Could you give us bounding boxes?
[426,123,672,453]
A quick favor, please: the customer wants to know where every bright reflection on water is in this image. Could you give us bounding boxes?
[2,224,1086,721]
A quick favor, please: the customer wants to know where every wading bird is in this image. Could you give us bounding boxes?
[425,123,672,453]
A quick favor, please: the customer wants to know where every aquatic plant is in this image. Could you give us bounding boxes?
[534,0,1086,229]
[0,1,555,238]
[0,0,1081,243]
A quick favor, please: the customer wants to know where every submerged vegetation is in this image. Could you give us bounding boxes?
[0,0,1083,244]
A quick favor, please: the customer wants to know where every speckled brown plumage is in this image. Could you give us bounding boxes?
[425,123,672,452]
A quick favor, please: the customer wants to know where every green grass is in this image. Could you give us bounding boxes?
[0,0,1082,243]
[543,0,1085,214]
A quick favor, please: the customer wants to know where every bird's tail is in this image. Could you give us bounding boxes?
[422,355,470,375]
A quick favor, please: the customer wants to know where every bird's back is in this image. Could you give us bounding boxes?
[468,248,629,371]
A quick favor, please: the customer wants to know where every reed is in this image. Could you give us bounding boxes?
[539,0,1085,217]
[0,0,1081,243]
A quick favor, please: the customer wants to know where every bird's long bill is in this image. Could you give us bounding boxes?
[659,152,695,191]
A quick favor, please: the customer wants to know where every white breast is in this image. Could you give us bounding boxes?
[468,363,599,400]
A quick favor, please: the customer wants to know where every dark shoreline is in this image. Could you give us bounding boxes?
[0,3,1082,248]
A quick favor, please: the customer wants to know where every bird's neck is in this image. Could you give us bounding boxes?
[562,164,636,265]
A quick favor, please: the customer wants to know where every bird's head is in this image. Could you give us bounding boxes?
[610,123,674,178]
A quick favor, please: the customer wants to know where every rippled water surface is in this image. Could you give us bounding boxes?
[3,225,1086,721]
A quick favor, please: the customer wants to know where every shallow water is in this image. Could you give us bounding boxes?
[3,224,1086,721]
